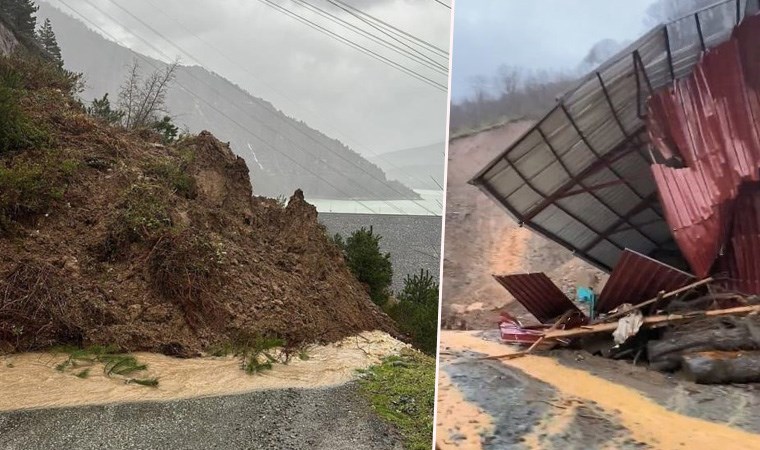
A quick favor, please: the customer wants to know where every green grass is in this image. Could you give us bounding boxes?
[358,350,435,450]
[145,159,197,199]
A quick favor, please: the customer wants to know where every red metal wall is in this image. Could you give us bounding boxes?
[647,15,760,288]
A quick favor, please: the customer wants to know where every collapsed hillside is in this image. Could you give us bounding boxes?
[0,53,395,356]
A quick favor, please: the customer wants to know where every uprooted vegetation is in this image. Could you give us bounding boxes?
[54,345,158,387]
[0,52,396,357]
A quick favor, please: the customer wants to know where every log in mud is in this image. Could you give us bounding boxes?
[682,351,760,384]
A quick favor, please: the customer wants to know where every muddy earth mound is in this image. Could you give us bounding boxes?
[0,55,395,356]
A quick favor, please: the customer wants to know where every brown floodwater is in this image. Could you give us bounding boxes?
[0,331,407,412]
[437,331,760,450]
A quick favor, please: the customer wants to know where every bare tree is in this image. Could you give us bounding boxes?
[118,59,178,130]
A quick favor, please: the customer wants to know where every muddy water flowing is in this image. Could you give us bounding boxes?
[439,331,760,449]
[0,331,407,412]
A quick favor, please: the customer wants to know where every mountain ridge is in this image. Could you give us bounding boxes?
[37,1,419,201]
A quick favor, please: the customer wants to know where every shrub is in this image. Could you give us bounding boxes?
[336,226,392,306]
[0,159,65,234]
[145,158,197,199]
[387,270,440,355]
[100,183,171,259]
[87,93,124,125]
[152,115,179,144]
[0,64,46,154]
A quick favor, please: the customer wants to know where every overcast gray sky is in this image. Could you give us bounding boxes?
[451,0,660,102]
[52,0,451,155]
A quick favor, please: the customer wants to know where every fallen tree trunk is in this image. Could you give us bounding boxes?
[648,323,760,371]
[682,351,760,384]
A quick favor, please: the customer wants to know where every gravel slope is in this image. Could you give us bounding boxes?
[0,383,403,450]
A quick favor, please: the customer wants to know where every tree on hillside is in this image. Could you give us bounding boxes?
[36,18,62,68]
[387,269,439,355]
[0,0,38,37]
[335,227,393,306]
[118,59,178,130]
[152,115,179,144]
[87,93,124,125]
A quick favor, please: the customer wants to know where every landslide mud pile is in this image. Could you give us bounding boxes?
[0,55,395,356]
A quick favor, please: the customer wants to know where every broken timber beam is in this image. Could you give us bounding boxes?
[544,304,760,340]
[595,277,713,324]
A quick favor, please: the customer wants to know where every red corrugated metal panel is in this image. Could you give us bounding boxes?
[647,15,760,280]
[596,249,695,314]
[721,185,760,293]
[493,273,585,324]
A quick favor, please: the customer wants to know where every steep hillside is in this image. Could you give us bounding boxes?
[370,142,445,190]
[36,2,418,201]
[0,54,395,355]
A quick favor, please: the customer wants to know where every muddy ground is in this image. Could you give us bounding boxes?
[0,382,401,450]
[438,330,760,449]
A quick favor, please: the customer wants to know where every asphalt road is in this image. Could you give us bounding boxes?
[0,382,402,450]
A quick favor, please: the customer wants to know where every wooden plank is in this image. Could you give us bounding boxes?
[545,304,760,340]
[595,277,713,324]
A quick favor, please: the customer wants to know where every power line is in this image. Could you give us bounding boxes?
[142,0,445,193]
[58,0,392,215]
[432,0,451,9]
[329,0,449,57]
[256,0,447,91]
[99,0,438,214]
[325,0,448,70]
[291,0,447,73]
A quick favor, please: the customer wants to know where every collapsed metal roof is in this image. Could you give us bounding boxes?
[471,0,760,273]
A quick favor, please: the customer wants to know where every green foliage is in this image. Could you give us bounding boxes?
[386,270,439,355]
[36,18,62,68]
[152,115,179,144]
[234,335,285,374]
[0,158,64,234]
[101,183,171,259]
[54,345,158,387]
[0,53,82,95]
[397,269,439,306]
[0,0,38,37]
[145,158,197,199]
[0,64,45,154]
[358,350,435,450]
[336,226,393,306]
[87,93,124,125]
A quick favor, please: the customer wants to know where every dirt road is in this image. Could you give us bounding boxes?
[0,332,408,449]
[0,382,401,450]
[437,330,760,449]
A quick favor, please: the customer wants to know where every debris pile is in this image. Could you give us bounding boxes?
[0,54,395,356]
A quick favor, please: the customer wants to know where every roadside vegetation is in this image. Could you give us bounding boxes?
[334,227,439,356]
[358,350,436,450]
[334,227,438,448]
